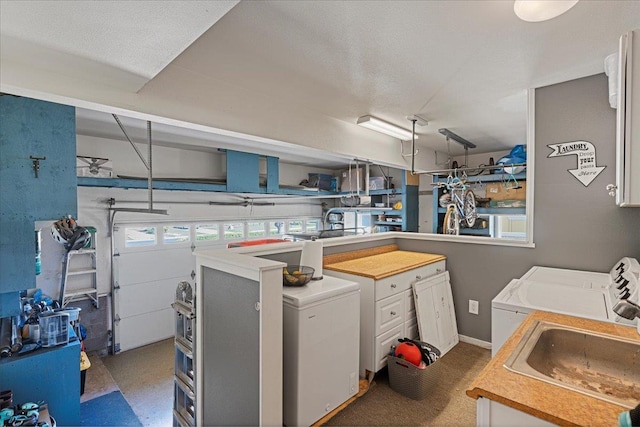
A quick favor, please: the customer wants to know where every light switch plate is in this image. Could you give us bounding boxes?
[469,299,479,315]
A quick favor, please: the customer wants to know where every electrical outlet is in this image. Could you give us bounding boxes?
[469,299,479,315]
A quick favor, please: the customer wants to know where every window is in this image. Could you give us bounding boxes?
[196,224,219,241]
[269,221,285,236]
[125,227,156,247]
[306,219,320,232]
[163,225,190,244]
[248,222,266,238]
[495,215,527,240]
[422,89,533,246]
[288,220,303,234]
[223,222,245,240]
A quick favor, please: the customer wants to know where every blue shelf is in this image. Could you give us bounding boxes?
[432,172,526,183]
[78,177,338,196]
[458,228,491,236]
[375,221,403,226]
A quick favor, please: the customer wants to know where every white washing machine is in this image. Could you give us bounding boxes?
[492,257,639,356]
[282,275,360,427]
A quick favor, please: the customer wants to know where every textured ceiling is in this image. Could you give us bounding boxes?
[0,0,238,91]
[2,1,639,160]
[168,0,640,155]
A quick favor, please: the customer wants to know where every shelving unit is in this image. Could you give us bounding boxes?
[78,152,420,234]
[432,172,526,236]
[173,281,196,427]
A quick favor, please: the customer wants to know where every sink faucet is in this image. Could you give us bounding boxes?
[613,299,640,320]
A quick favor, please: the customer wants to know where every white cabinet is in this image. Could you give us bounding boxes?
[613,28,640,206]
[325,259,446,377]
[476,398,555,427]
[413,271,459,356]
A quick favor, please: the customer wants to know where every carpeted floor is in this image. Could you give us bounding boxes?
[85,339,490,426]
[80,391,142,426]
[324,341,491,426]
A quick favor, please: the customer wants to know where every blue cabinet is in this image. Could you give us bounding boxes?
[0,340,80,425]
[0,95,76,315]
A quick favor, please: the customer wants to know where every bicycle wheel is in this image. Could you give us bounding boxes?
[443,205,459,235]
[463,190,477,228]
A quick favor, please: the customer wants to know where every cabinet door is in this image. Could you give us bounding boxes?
[413,271,459,356]
[413,278,439,349]
[374,325,403,372]
[432,273,459,354]
[0,95,76,294]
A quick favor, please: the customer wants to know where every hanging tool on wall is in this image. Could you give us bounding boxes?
[29,155,46,178]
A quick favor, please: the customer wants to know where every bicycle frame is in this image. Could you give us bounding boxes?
[439,175,477,235]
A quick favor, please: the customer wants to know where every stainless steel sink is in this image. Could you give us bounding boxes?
[504,320,640,408]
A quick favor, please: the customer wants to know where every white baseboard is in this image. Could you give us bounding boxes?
[458,334,492,350]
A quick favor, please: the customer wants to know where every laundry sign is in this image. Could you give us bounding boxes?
[547,140,606,186]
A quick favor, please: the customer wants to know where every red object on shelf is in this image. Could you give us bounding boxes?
[227,239,287,248]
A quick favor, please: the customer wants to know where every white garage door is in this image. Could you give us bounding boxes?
[112,218,321,352]
[113,223,199,352]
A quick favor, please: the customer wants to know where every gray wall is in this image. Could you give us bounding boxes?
[400,74,640,342]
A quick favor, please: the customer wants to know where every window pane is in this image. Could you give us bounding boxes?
[306,219,320,232]
[248,222,266,238]
[269,221,285,236]
[163,225,190,244]
[196,224,219,241]
[224,222,245,240]
[125,227,156,247]
[497,215,527,240]
[288,220,303,233]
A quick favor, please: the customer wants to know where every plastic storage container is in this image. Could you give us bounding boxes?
[387,355,440,400]
[308,173,334,191]
[39,312,70,347]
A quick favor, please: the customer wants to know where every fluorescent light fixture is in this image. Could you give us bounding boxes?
[357,115,417,140]
[514,0,579,22]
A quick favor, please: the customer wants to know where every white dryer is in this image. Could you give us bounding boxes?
[491,257,639,356]
[282,275,360,427]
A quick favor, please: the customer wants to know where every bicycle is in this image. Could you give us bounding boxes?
[437,174,477,235]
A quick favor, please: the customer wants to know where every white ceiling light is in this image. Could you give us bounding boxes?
[357,115,417,140]
[514,0,579,22]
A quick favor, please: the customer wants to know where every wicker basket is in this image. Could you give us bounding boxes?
[388,355,440,400]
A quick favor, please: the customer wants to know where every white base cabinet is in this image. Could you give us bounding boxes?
[476,398,555,427]
[325,260,447,377]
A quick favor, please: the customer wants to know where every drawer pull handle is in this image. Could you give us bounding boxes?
[391,284,397,289]
[416,275,422,280]
[436,268,443,273]
[390,311,397,316]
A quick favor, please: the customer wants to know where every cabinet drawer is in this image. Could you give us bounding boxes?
[374,325,404,372]
[375,272,411,301]
[375,260,446,301]
[375,293,405,335]
[412,260,446,282]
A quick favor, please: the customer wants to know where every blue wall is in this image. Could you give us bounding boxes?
[0,95,76,315]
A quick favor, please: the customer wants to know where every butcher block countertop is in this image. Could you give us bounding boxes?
[323,244,446,280]
[467,311,640,426]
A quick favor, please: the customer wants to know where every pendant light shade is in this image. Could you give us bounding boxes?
[514,0,579,22]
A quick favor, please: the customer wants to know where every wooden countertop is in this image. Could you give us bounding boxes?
[323,247,446,280]
[467,311,640,426]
